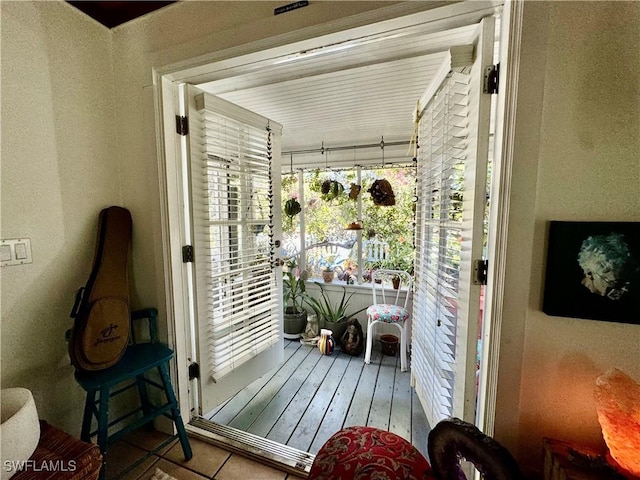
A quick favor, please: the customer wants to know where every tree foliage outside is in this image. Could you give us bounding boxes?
[282,165,416,280]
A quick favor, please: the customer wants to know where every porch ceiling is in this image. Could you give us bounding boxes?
[197,22,481,162]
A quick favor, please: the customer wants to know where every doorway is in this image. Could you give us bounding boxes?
[155,1,511,474]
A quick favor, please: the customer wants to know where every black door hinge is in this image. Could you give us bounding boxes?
[484,63,499,94]
[176,115,189,136]
[182,245,194,263]
[473,259,489,285]
[188,362,200,380]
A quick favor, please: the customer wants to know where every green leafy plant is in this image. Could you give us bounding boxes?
[303,282,367,323]
[381,240,415,274]
[320,179,344,202]
[318,253,338,273]
[283,259,307,314]
[283,197,302,230]
[284,197,301,219]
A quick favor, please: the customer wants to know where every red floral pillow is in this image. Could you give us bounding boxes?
[310,426,434,480]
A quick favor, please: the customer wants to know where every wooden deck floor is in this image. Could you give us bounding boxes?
[205,339,430,458]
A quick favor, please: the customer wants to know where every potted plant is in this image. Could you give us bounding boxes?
[319,254,337,283]
[389,257,413,288]
[379,240,415,288]
[303,282,367,345]
[283,259,308,339]
[321,265,335,283]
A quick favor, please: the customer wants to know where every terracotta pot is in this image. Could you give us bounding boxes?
[392,276,401,289]
[380,334,399,356]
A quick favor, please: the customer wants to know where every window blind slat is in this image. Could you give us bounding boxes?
[204,292,275,317]
[206,313,276,341]
[209,334,280,379]
[192,93,280,383]
[413,66,471,427]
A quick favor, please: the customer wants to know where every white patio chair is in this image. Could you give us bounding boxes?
[364,269,412,372]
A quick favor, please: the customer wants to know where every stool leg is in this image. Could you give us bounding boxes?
[97,386,110,480]
[136,374,152,416]
[81,390,96,442]
[158,363,192,460]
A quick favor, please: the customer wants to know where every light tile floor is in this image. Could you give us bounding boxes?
[107,426,304,480]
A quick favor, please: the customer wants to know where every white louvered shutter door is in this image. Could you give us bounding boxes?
[187,88,284,415]
[412,16,494,427]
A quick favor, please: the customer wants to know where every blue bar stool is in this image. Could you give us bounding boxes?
[74,308,192,479]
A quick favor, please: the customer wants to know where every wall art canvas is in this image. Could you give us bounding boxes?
[543,221,640,324]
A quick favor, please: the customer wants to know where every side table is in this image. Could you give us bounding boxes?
[543,438,629,480]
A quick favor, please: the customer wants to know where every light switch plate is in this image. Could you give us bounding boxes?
[0,245,11,262]
[0,238,33,266]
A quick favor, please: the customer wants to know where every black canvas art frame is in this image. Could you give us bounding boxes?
[543,221,640,324]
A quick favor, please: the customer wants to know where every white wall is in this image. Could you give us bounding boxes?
[0,2,118,434]
[519,1,640,473]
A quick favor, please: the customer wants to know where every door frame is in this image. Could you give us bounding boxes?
[153,0,522,437]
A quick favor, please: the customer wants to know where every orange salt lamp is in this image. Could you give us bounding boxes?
[594,368,640,478]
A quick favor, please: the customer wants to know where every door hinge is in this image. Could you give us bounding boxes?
[176,115,189,136]
[483,63,499,94]
[473,259,489,285]
[182,245,194,263]
[188,362,200,380]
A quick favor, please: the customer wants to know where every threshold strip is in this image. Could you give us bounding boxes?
[188,417,314,477]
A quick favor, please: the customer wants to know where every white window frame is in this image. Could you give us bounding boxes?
[282,163,416,285]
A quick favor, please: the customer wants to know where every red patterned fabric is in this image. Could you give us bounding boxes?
[310,426,435,480]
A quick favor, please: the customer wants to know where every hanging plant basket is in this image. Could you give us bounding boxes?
[284,197,301,229]
[320,179,344,201]
[367,178,396,206]
[345,221,362,231]
[284,197,302,219]
[349,183,361,200]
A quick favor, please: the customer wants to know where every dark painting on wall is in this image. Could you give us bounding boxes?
[543,221,640,324]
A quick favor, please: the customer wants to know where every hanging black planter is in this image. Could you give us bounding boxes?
[284,197,301,219]
[367,178,396,206]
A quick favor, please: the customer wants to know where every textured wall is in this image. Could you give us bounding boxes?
[0,1,118,434]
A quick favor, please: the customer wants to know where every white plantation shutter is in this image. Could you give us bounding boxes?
[414,70,470,424]
[412,16,494,429]
[190,91,283,389]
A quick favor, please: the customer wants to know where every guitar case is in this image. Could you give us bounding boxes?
[68,206,132,371]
